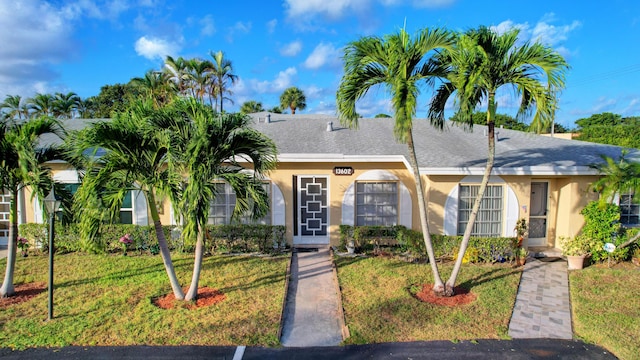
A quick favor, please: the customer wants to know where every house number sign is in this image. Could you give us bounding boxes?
[333,166,354,176]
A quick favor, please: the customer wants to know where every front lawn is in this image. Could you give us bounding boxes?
[335,256,522,344]
[0,252,288,349]
[570,263,640,360]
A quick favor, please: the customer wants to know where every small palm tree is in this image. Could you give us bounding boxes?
[72,100,184,299]
[240,100,265,114]
[337,26,455,296]
[279,87,306,114]
[27,93,55,118]
[164,56,191,97]
[130,70,176,108]
[53,92,81,119]
[163,99,277,300]
[209,51,237,113]
[1,116,64,297]
[186,58,213,103]
[428,26,568,294]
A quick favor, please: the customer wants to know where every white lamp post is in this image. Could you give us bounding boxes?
[43,189,61,321]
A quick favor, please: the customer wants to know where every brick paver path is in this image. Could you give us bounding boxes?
[508,257,573,339]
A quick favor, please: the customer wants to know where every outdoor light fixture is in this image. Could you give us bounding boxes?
[43,188,61,321]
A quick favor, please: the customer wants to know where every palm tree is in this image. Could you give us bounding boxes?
[428,26,568,294]
[0,116,64,297]
[164,56,191,97]
[76,97,97,118]
[163,99,277,300]
[208,50,237,113]
[0,95,28,120]
[27,93,55,118]
[240,100,265,114]
[590,151,640,249]
[72,100,184,299]
[53,92,81,119]
[186,58,213,103]
[279,87,306,114]
[336,27,455,296]
[130,70,176,108]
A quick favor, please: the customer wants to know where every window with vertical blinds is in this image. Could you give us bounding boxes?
[355,181,398,226]
[208,182,271,225]
[457,185,503,237]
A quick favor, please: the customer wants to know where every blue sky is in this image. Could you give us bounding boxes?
[1,0,639,128]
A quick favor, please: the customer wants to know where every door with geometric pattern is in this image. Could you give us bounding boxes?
[295,176,329,245]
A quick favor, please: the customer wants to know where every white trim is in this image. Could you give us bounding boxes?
[133,189,148,225]
[272,182,285,226]
[52,170,80,183]
[420,166,598,176]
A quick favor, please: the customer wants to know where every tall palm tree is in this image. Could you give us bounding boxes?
[27,93,55,118]
[240,100,265,114]
[164,56,191,97]
[130,70,176,108]
[336,27,455,296]
[0,95,28,120]
[72,100,184,299]
[162,99,277,300]
[53,92,81,119]
[428,26,568,294]
[0,116,64,297]
[279,87,306,114]
[186,58,213,103]
[209,50,237,113]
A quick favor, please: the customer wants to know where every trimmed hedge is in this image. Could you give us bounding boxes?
[339,224,517,263]
[18,223,286,255]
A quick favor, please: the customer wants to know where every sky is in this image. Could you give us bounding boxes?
[1,0,639,128]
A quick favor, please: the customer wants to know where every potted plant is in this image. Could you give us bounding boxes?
[514,218,528,247]
[515,247,529,266]
[560,235,590,270]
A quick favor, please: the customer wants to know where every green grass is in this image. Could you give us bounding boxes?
[335,256,522,344]
[0,252,288,349]
[570,263,640,360]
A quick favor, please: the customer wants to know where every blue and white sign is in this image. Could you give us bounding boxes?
[603,243,616,253]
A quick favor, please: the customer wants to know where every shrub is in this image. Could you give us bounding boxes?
[579,201,627,262]
[207,224,286,254]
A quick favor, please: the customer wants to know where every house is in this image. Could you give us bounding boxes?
[2,112,637,250]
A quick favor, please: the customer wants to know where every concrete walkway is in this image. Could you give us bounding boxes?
[280,247,345,347]
[508,257,573,339]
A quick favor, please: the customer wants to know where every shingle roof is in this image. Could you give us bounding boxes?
[49,114,637,175]
[248,112,636,175]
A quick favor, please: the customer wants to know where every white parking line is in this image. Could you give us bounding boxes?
[233,345,246,360]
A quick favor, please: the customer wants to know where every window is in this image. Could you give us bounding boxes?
[0,189,10,239]
[208,182,271,225]
[355,181,398,226]
[119,191,133,224]
[458,185,503,237]
[620,192,639,226]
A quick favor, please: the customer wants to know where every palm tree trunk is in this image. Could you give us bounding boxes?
[185,222,205,301]
[446,94,497,294]
[148,190,184,300]
[0,188,19,297]
[406,130,445,294]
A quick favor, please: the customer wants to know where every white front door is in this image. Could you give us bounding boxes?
[528,182,548,247]
[295,176,329,245]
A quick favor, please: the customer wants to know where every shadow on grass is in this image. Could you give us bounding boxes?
[458,267,521,290]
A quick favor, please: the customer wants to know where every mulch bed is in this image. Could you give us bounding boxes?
[413,284,477,306]
[152,287,226,310]
[0,282,47,309]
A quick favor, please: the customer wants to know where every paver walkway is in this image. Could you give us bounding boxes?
[508,257,573,339]
[280,247,344,347]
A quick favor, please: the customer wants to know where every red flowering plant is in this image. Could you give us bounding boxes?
[17,237,29,254]
[119,233,133,256]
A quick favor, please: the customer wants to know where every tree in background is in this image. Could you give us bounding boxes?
[53,92,81,119]
[280,87,307,114]
[130,70,176,108]
[451,111,568,133]
[574,112,640,149]
[0,95,29,120]
[0,116,64,297]
[27,93,55,118]
[337,26,455,296]
[267,106,282,114]
[209,51,237,113]
[374,113,391,118]
[428,26,568,295]
[240,100,265,114]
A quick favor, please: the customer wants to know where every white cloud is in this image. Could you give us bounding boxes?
[280,41,303,57]
[226,21,252,42]
[234,67,299,97]
[200,15,216,36]
[491,14,581,48]
[266,19,277,33]
[134,36,181,60]
[304,43,342,70]
[621,98,640,116]
[285,0,365,20]
[411,0,456,8]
